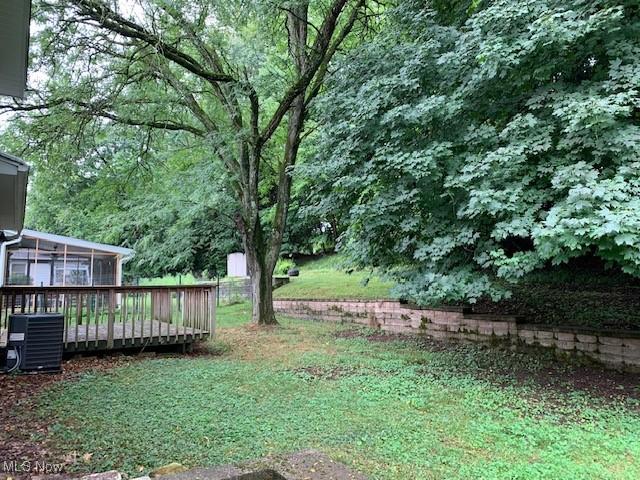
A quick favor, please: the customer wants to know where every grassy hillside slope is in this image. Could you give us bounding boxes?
[273,255,394,300]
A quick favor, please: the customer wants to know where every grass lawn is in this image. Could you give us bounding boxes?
[138,255,394,299]
[275,255,394,299]
[139,274,202,286]
[139,275,242,286]
[17,303,640,479]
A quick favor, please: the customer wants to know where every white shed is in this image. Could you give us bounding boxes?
[227,252,248,277]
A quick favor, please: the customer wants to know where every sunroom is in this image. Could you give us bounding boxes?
[0,229,133,287]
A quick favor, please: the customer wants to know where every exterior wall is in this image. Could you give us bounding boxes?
[273,298,640,372]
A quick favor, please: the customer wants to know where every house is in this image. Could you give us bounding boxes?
[0,0,31,99]
[1,0,31,235]
[0,152,29,235]
[0,229,133,287]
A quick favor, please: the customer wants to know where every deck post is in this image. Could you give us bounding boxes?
[107,288,116,349]
[209,286,216,339]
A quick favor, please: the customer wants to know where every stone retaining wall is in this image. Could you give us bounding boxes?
[273,298,640,372]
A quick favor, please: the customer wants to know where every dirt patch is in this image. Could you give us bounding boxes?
[508,363,640,405]
[156,450,367,480]
[333,330,362,340]
[472,288,640,330]
[0,354,143,479]
[336,327,640,405]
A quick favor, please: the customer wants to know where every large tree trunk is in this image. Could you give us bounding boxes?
[244,99,304,326]
[248,256,277,325]
[244,231,278,325]
[239,4,309,326]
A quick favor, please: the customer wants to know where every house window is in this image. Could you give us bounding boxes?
[9,261,27,276]
[54,266,90,286]
[8,260,30,285]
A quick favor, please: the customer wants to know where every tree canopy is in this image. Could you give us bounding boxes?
[3,0,640,311]
[306,0,640,304]
[1,0,378,323]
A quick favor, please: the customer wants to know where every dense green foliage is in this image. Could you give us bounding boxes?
[0,116,329,278]
[1,0,379,323]
[3,0,639,316]
[27,305,640,479]
[307,0,640,304]
[1,123,241,278]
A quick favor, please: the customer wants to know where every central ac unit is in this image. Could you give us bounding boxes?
[5,313,64,373]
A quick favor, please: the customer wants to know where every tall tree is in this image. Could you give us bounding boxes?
[1,0,376,324]
[307,0,640,305]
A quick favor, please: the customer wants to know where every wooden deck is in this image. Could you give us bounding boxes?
[62,320,208,352]
[1,285,216,354]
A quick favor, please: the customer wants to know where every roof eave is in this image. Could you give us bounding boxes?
[19,229,134,256]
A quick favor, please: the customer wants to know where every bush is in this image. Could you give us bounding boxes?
[275,258,296,275]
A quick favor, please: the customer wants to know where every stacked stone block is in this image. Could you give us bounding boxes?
[273,298,640,372]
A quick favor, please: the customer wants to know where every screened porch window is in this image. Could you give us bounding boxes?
[4,237,120,286]
[9,260,26,275]
[54,260,90,286]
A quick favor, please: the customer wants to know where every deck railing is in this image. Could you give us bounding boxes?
[0,285,216,351]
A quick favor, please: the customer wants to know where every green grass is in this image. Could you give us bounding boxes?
[217,302,253,328]
[24,303,640,479]
[139,275,244,286]
[139,255,394,300]
[139,274,202,286]
[295,254,350,271]
[274,255,394,299]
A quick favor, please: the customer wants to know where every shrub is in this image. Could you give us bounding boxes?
[275,258,296,275]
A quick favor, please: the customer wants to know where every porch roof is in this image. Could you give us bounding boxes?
[19,229,134,257]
